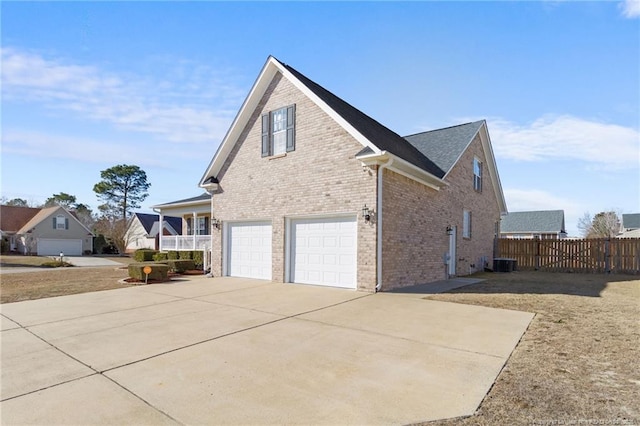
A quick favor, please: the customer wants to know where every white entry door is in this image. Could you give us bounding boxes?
[227,222,272,280]
[291,216,357,289]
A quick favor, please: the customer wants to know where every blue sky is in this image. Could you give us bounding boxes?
[2,1,639,236]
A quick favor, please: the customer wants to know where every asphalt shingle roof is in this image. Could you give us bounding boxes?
[134,213,182,235]
[404,121,484,174]
[153,193,211,208]
[501,210,566,234]
[278,59,446,179]
[622,213,640,229]
[0,205,41,232]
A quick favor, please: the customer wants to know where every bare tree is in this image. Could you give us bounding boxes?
[578,211,622,238]
[93,215,133,255]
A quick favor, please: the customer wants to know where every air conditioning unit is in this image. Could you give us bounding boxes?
[493,258,517,272]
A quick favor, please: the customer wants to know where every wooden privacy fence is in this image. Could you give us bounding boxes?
[496,238,640,274]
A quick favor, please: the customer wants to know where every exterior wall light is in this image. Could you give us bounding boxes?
[211,218,221,230]
[362,205,371,222]
[446,226,453,235]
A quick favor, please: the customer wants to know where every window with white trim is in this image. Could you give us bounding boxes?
[473,157,483,192]
[261,105,295,157]
[187,217,210,235]
[463,210,472,239]
[53,215,68,230]
[196,217,209,235]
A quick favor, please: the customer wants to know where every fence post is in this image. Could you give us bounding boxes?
[605,238,611,273]
[535,236,540,270]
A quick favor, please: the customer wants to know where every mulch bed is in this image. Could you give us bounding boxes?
[122,270,205,284]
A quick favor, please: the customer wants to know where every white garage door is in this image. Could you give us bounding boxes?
[227,222,272,280]
[291,216,357,289]
[37,239,83,256]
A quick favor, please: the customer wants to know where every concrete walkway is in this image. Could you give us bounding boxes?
[62,256,123,267]
[0,277,534,425]
[389,277,486,294]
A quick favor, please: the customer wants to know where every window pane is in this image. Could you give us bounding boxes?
[273,132,286,155]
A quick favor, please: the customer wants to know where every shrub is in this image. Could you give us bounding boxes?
[167,250,179,260]
[167,259,195,273]
[134,249,157,262]
[41,260,73,268]
[179,250,192,260]
[1,238,8,254]
[128,263,169,281]
[192,250,204,268]
[153,252,168,262]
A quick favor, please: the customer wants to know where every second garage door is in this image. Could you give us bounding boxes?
[227,222,272,280]
[291,216,357,289]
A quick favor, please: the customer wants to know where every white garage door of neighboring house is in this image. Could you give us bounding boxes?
[290,217,357,289]
[37,239,83,256]
[227,222,272,280]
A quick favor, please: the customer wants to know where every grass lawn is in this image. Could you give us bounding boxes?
[0,255,136,303]
[421,271,640,426]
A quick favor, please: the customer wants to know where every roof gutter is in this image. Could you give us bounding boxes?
[356,151,447,191]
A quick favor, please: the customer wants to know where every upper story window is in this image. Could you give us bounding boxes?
[261,105,295,157]
[53,215,68,230]
[473,157,483,192]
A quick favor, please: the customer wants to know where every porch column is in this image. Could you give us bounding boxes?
[192,212,197,249]
[159,212,164,251]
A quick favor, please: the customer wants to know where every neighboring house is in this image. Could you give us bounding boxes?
[0,205,94,255]
[618,213,640,238]
[124,213,182,253]
[150,193,212,252]
[500,210,567,239]
[183,56,506,292]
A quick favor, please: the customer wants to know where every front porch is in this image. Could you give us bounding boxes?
[160,235,211,251]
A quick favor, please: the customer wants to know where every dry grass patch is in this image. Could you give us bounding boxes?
[420,272,639,426]
[1,255,135,303]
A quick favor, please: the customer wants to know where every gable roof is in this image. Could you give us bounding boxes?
[500,210,566,234]
[17,206,94,235]
[0,205,41,232]
[404,121,485,176]
[280,61,445,179]
[622,213,640,229]
[134,213,181,236]
[198,56,506,212]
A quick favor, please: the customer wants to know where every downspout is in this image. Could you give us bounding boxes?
[376,157,393,292]
[207,190,214,277]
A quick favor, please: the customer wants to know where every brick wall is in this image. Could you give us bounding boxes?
[210,72,378,291]
[381,133,501,290]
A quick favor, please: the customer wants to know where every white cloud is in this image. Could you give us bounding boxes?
[504,188,583,214]
[1,47,243,143]
[488,115,639,170]
[504,188,587,236]
[620,0,640,18]
[1,129,188,168]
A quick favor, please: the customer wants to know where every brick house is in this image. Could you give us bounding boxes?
[181,56,506,291]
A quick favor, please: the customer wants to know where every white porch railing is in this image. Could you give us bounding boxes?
[161,235,211,251]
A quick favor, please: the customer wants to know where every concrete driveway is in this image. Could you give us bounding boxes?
[0,277,534,425]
